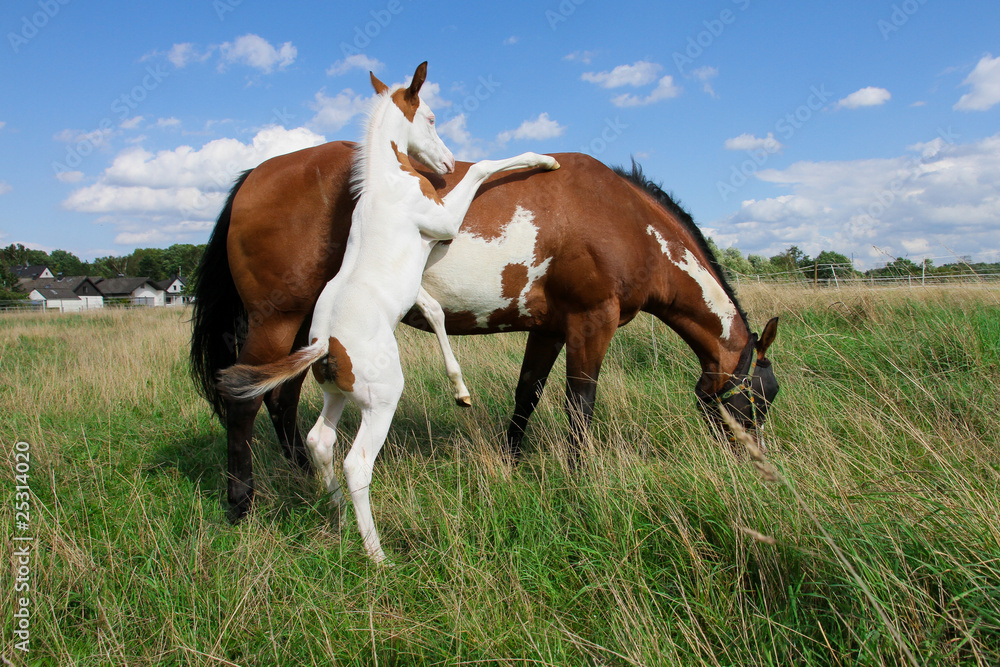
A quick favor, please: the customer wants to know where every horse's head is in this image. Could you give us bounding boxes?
[370,62,455,175]
[697,317,780,449]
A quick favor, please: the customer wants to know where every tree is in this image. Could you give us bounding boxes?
[0,264,26,300]
[770,245,811,273]
[48,249,87,276]
[1,243,49,268]
[813,250,856,281]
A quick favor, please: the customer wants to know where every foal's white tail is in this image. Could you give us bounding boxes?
[217,340,328,400]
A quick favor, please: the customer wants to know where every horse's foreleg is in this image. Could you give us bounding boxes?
[416,287,471,407]
[563,312,618,467]
[506,330,565,462]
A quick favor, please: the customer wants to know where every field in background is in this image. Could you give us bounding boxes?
[2,284,999,665]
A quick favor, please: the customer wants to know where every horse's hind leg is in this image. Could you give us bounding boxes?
[263,350,312,471]
[226,314,305,521]
[506,330,565,462]
[226,394,263,523]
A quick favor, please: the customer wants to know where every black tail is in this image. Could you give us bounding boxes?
[190,169,253,423]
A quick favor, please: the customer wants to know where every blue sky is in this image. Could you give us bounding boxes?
[1,0,998,268]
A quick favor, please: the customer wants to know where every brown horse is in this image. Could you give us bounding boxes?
[190,141,780,521]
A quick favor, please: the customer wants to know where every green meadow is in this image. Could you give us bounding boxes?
[2,284,999,666]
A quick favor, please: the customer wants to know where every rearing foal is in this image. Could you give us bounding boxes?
[218,62,559,562]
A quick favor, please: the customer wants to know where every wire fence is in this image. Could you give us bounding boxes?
[0,297,192,314]
[723,263,1000,289]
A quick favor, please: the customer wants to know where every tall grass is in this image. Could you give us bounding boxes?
[2,286,999,665]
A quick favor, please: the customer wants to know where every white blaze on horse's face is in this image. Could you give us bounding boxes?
[407,103,455,175]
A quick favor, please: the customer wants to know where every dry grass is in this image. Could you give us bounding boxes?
[2,285,999,665]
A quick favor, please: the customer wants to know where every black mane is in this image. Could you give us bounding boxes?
[611,158,750,331]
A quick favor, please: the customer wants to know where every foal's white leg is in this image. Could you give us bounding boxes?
[416,286,471,407]
[342,341,405,564]
[418,153,559,239]
[305,391,349,522]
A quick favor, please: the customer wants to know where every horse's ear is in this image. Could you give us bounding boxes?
[370,71,389,95]
[405,61,427,103]
[756,317,779,359]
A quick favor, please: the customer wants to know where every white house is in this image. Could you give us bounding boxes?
[28,287,84,312]
[95,277,167,306]
[153,276,186,305]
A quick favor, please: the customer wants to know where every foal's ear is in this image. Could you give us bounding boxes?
[370,71,389,95]
[405,61,428,103]
[756,317,779,359]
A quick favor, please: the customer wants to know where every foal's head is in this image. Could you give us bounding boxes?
[369,61,455,175]
[698,317,780,448]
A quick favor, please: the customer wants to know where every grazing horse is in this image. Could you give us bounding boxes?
[191,142,781,524]
[216,63,560,562]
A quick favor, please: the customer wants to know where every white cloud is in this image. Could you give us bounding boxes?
[503,36,519,45]
[496,112,566,145]
[326,54,384,76]
[611,76,681,107]
[712,133,1000,265]
[308,88,370,132]
[692,66,718,97]
[438,114,487,161]
[156,117,181,128]
[120,116,144,130]
[55,171,84,183]
[0,121,6,130]
[63,125,325,225]
[836,86,891,109]
[219,34,296,73]
[168,43,211,68]
[0,181,12,195]
[582,61,661,88]
[724,132,783,153]
[955,54,1000,111]
[564,50,597,64]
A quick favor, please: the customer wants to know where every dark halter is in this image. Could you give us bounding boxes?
[713,354,760,427]
[699,337,763,439]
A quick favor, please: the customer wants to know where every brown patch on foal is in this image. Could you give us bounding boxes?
[312,336,356,392]
[500,262,529,300]
[391,88,418,122]
[390,141,443,205]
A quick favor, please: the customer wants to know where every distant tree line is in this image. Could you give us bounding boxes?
[2,243,206,281]
[1,243,207,300]
[706,241,1000,282]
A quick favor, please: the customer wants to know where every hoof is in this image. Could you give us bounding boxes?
[456,396,472,408]
[549,160,561,170]
[227,503,251,524]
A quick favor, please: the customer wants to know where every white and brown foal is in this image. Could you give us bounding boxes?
[218,62,559,562]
